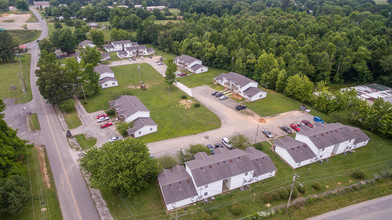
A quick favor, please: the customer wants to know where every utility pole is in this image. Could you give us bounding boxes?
[285,173,298,220]
[16,53,27,93]
[254,124,260,144]
[138,64,141,82]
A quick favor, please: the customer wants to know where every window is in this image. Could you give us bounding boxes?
[138,131,141,134]
[112,82,115,85]
[204,184,208,188]
[104,84,108,86]
[150,128,153,131]
[204,192,208,196]
[245,172,248,176]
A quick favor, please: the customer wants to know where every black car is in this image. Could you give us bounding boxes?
[236,105,247,110]
[216,93,224,97]
[215,143,224,148]
[281,126,292,134]
[262,130,273,138]
[211,91,219,96]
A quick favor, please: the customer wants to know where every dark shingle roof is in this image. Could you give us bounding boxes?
[125,45,147,51]
[147,48,155,52]
[298,123,359,149]
[190,64,203,71]
[158,166,198,205]
[126,117,157,134]
[78,40,93,47]
[243,87,265,97]
[185,148,254,187]
[98,77,117,85]
[101,53,110,58]
[347,126,370,144]
[112,40,131,45]
[273,136,316,163]
[104,44,114,50]
[214,72,256,87]
[244,147,277,176]
[117,51,128,56]
[174,55,200,65]
[94,65,113,75]
[109,96,149,119]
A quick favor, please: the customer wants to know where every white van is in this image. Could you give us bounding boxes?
[221,137,232,149]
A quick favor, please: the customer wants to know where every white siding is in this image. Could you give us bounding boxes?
[101,80,118,88]
[275,146,298,169]
[194,66,208,74]
[229,172,253,190]
[254,170,276,183]
[112,43,123,51]
[354,140,368,149]
[239,82,258,93]
[245,91,267,102]
[132,125,158,138]
[196,180,222,199]
[159,184,198,211]
[125,111,150,123]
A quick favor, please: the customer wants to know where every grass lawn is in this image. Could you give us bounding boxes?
[177,67,228,88]
[144,44,177,61]
[82,63,220,143]
[374,0,388,4]
[3,147,62,220]
[154,20,183,25]
[101,132,392,219]
[74,134,97,150]
[63,109,82,129]
[0,53,32,103]
[3,19,15,22]
[47,22,75,37]
[8,30,41,45]
[27,11,39,22]
[28,113,40,131]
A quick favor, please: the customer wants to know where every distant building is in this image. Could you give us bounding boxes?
[100,53,110,61]
[33,1,50,8]
[78,40,95,48]
[174,55,208,74]
[146,6,166,11]
[87,22,99,28]
[341,84,392,105]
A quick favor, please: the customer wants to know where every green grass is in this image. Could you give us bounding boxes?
[144,44,177,61]
[64,109,82,129]
[3,19,15,23]
[154,20,183,25]
[28,113,40,131]
[8,30,41,45]
[3,148,62,220]
[0,53,32,103]
[27,11,39,22]
[374,0,388,4]
[177,67,228,88]
[101,132,392,219]
[82,63,220,143]
[47,22,75,37]
[74,134,97,150]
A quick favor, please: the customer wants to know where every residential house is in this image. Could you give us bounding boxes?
[273,136,317,169]
[33,1,50,8]
[88,22,99,28]
[214,72,267,101]
[126,117,158,138]
[94,65,118,88]
[147,6,166,11]
[100,53,110,61]
[111,40,137,51]
[159,147,276,211]
[117,50,130,59]
[174,55,208,74]
[78,40,95,48]
[124,45,155,57]
[104,44,116,52]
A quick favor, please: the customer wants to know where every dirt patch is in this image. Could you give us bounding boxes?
[258,118,266,123]
[179,99,193,109]
[231,93,243,101]
[36,145,51,188]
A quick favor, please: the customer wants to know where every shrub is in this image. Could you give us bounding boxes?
[194,103,200,108]
[278,188,289,199]
[212,212,219,220]
[157,155,178,170]
[202,212,212,220]
[106,108,115,116]
[261,192,273,203]
[296,184,307,194]
[58,99,75,113]
[312,182,322,191]
[291,187,299,199]
[352,169,366,179]
[54,21,62,29]
[271,192,281,200]
[231,201,243,215]
[181,94,187,99]
[117,122,132,137]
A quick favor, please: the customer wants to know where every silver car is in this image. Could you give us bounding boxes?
[97,116,109,122]
[219,95,228,100]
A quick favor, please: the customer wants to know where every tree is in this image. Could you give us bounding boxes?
[38,38,55,53]
[80,46,100,66]
[0,176,30,215]
[110,28,130,41]
[80,63,99,96]
[165,59,177,102]
[284,74,314,103]
[89,29,104,47]
[54,21,62,29]
[230,134,251,149]
[177,144,211,164]
[275,69,287,93]
[79,139,158,197]
[0,0,9,11]
[157,155,178,170]
[51,29,76,54]
[49,0,59,7]
[74,28,87,43]
[16,0,29,11]
[0,31,16,63]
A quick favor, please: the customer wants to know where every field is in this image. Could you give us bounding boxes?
[3,147,62,220]
[0,54,32,103]
[8,30,41,45]
[144,44,177,60]
[177,67,227,88]
[374,0,389,4]
[101,131,392,219]
[63,109,82,129]
[74,134,97,150]
[82,63,220,143]
[28,113,40,131]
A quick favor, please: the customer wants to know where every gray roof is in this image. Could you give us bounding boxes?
[117,51,128,56]
[127,117,157,134]
[109,95,149,119]
[88,22,98,26]
[214,72,256,87]
[147,48,155,52]
[94,65,113,75]
[158,165,198,205]
[348,126,370,144]
[174,55,200,65]
[185,148,255,187]
[273,136,316,163]
[99,77,117,85]
[125,45,147,51]
[112,40,131,45]
[190,64,203,71]
[78,40,93,47]
[298,123,358,149]
[101,53,110,58]
[244,147,277,176]
[243,87,265,97]
[104,44,114,49]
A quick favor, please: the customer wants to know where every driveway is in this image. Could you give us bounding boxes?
[147,85,315,157]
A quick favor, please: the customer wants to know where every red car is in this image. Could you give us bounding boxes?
[290,123,301,131]
[96,114,108,119]
[100,122,113,128]
[302,120,314,128]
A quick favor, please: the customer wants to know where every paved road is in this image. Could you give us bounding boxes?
[308,194,392,220]
[4,8,99,220]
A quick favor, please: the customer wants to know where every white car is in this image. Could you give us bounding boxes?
[221,137,232,149]
[97,116,109,122]
[108,136,122,143]
[219,95,228,100]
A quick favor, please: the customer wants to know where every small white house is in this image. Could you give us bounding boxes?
[109,96,150,123]
[214,72,267,101]
[100,53,110,61]
[273,136,317,169]
[104,44,116,52]
[126,117,157,138]
[174,55,208,74]
[99,77,118,88]
[94,65,114,80]
[78,40,95,48]
[117,50,131,59]
[124,45,155,57]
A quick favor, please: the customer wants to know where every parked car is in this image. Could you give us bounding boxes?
[132,57,136,61]
[219,95,228,100]
[207,144,215,155]
[100,122,113,128]
[149,56,152,58]
[155,60,160,63]
[211,91,219,96]
[302,120,314,128]
[221,137,232,149]
[290,123,301,131]
[96,114,108,119]
[313,116,324,124]
[236,105,247,110]
[215,143,224,148]
[262,130,273,138]
[281,126,292,134]
[140,57,144,60]
[97,116,109,122]
[215,93,224,97]
[178,72,187,77]
[128,58,133,61]
[108,136,122,143]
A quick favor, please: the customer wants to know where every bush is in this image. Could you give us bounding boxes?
[54,21,62,29]
[261,192,273,203]
[291,187,299,199]
[181,94,187,99]
[312,182,322,191]
[106,108,115,116]
[352,169,366,179]
[117,122,132,137]
[202,212,212,220]
[212,212,219,219]
[65,19,74,26]
[278,188,290,199]
[58,99,75,113]
[271,191,281,200]
[231,201,243,215]
[157,155,178,170]
[296,184,307,194]
[194,103,200,108]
